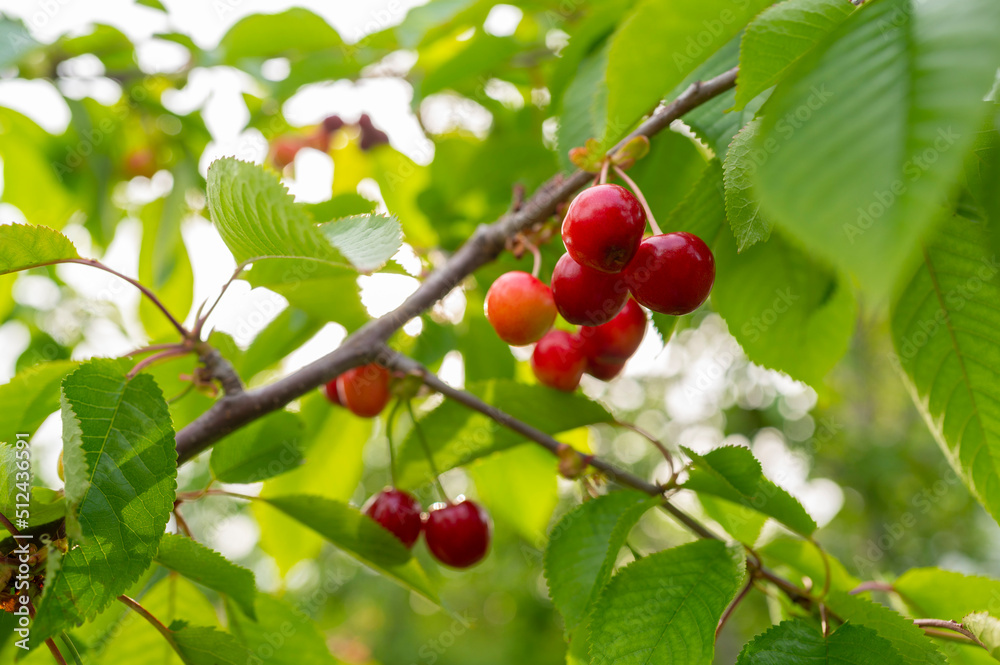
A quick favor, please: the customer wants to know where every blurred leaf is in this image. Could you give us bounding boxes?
[31,360,177,646]
[736,620,905,665]
[963,613,1000,659]
[396,380,613,488]
[712,229,857,386]
[682,445,818,535]
[543,490,658,633]
[458,300,516,382]
[239,307,325,380]
[0,16,38,68]
[58,24,135,71]
[629,129,708,225]
[417,34,520,97]
[0,360,77,439]
[890,215,1000,525]
[472,444,558,543]
[255,394,370,573]
[557,42,610,172]
[244,259,369,331]
[896,568,1000,620]
[0,224,78,275]
[136,0,167,10]
[210,410,304,484]
[752,0,1000,298]
[589,540,745,665]
[698,495,767,546]
[824,592,946,665]
[170,626,250,665]
[260,495,439,603]
[734,0,855,111]
[155,534,257,620]
[759,537,860,592]
[227,595,338,665]
[603,0,770,146]
[218,8,342,63]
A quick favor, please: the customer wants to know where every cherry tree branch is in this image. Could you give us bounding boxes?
[174,66,740,463]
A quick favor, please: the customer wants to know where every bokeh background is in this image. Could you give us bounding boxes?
[0,1,997,663]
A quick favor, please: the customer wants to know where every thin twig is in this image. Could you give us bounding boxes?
[0,509,21,536]
[613,419,675,474]
[717,573,755,639]
[126,347,191,379]
[613,165,661,235]
[407,401,450,502]
[850,580,896,595]
[44,639,68,665]
[914,619,987,648]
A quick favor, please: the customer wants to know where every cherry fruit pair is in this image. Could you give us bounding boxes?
[364,489,491,568]
[560,183,716,319]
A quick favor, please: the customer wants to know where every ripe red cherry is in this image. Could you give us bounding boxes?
[336,363,392,418]
[323,379,342,405]
[271,137,304,169]
[551,253,628,326]
[585,358,626,381]
[364,488,423,548]
[624,232,715,315]
[485,271,557,345]
[579,299,646,363]
[562,184,646,273]
[124,148,157,178]
[424,499,492,568]
[531,330,587,392]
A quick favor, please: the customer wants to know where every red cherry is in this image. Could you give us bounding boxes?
[323,379,342,405]
[562,184,646,273]
[551,253,628,326]
[585,357,626,381]
[579,298,647,364]
[124,148,157,178]
[336,363,392,418]
[624,232,715,315]
[424,499,491,568]
[322,114,344,133]
[271,137,304,169]
[364,488,423,548]
[485,271,557,345]
[531,330,586,392]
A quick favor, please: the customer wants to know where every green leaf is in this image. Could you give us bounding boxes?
[824,592,947,665]
[255,395,370,574]
[752,0,1000,297]
[244,259,369,331]
[227,594,338,665]
[0,16,38,69]
[171,626,250,665]
[603,0,772,144]
[209,410,304,483]
[890,215,1000,524]
[682,445,817,535]
[471,444,558,544]
[758,536,860,593]
[698,495,768,545]
[154,534,257,620]
[557,42,610,172]
[317,213,402,273]
[723,118,773,250]
[0,224,78,275]
[31,359,177,646]
[0,360,78,440]
[239,307,325,380]
[734,0,855,111]
[543,490,658,633]
[218,8,342,63]
[206,158,350,269]
[896,568,1000,620]
[736,620,906,665]
[589,540,745,665]
[395,380,613,488]
[629,129,709,225]
[963,613,1000,659]
[712,229,857,386]
[662,160,727,241]
[259,495,439,603]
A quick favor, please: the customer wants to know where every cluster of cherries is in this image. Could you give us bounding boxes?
[486,183,715,391]
[271,113,390,169]
[324,364,492,568]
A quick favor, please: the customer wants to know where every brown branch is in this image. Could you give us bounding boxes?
[914,619,987,648]
[173,66,740,463]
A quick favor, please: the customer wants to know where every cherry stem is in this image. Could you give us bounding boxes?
[613,165,661,235]
[0,509,22,536]
[386,400,403,486]
[193,259,252,340]
[173,503,193,537]
[716,572,755,640]
[613,419,675,474]
[44,638,68,665]
[126,347,192,379]
[598,159,610,185]
[525,240,543,279]
[119,594,175,645]
[406,400,449,503]
[811,537,832,598]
